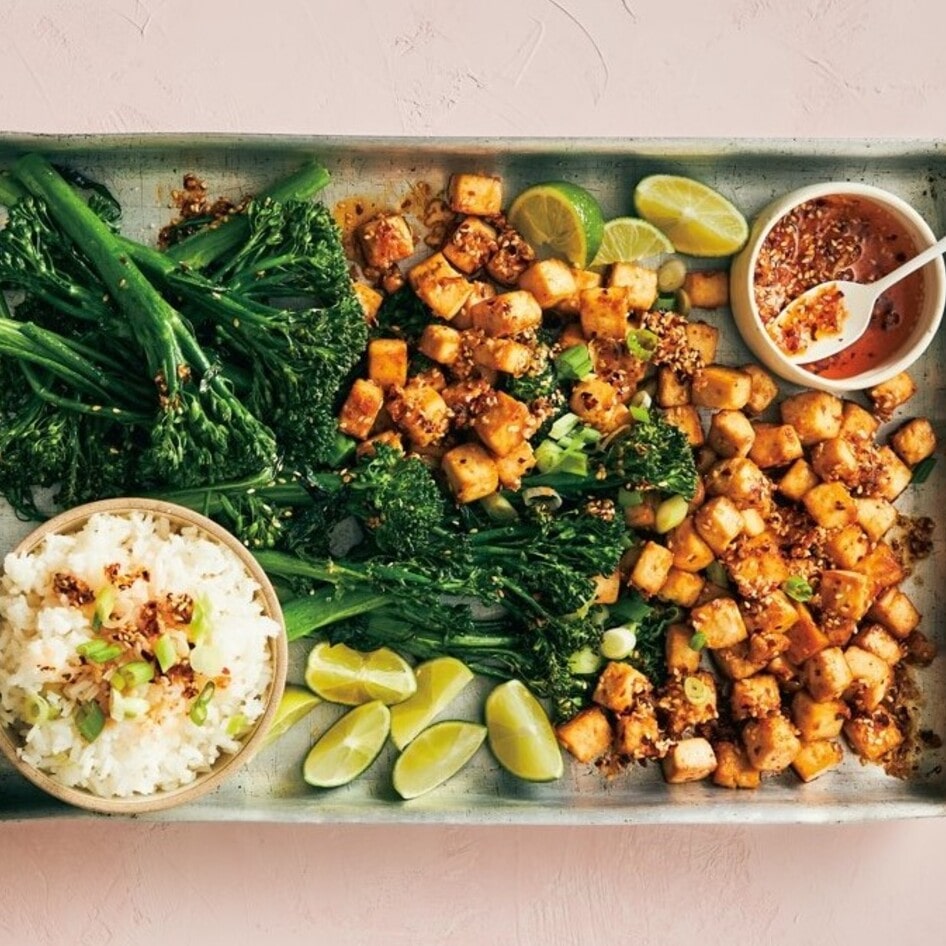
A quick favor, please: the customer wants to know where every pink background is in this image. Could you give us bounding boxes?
[2,1,946,943]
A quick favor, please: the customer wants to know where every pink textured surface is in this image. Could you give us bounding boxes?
[2,1,946,943]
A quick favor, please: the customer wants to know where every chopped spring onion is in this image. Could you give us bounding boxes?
[480,492,520,523]
[683,676,711,705]
[326,431,357,469]
[92,585,117,632]
[154,633,178,673]
[23,692,51,726]
[689,631,707,652]
[655,494,688,534]
[629,404,651,423]
[548,412,580,441]
[189,595,212,644]
[554,343,593,381]
[657,258,687,293]
[629,389,652,411]
[226,714,250,738]
[109,689,150,721]
[534,439,564,474]
[555,450,589,477]
[75,701,105,742]
[626,328,660,361]
[567,645,604,676]
[599,626,638,661]
[77,639,122,663]
[705,560,729,588]
[674,288,691,317]
[617,488,643,509]
[911,456,936,484]
[782,575,813,602]
[189,681,216,726]
[653,293,677,312]
[112,660,154,691]
[521,486,563,510]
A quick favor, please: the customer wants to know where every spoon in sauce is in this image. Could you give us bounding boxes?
[769,233,946,364]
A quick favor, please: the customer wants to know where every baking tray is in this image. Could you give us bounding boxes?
[0,135,944,824]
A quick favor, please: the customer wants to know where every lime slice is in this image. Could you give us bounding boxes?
[262,684,322,747]
[485,679,564,782]
[304,641,416,706]
[633,174,749,257]
[508,181,605,268]
[390,657,475,750]
[590,217,674,268]
[392,720,487,799]
[302,700,391,788]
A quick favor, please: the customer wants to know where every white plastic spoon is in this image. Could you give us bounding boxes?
[770,232,946,364]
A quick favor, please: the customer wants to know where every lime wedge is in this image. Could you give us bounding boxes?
[390,657,475,750]
[302,700,390,788]
[392,720,487,799]
[262,684,321,747]
[508,181,605,268]
[633,174,748,257]
[304,641,417,706]
[590,217,674,268]
[485,679,564,782]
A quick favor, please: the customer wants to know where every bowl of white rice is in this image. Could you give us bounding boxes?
[0,498,287,814]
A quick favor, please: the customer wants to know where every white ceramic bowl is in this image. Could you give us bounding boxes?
[0,498,287,815]
[730,181,945,393]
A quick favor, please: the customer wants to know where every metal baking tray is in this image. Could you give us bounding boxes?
[0,135,944,824]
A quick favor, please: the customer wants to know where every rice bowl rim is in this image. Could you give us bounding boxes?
[0,497,288,815]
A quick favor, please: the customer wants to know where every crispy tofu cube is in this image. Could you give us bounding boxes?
[367,338,409,389]
[358,213,414,269]
[690,597,748,649]
[353,282,384,321]
[447,173,502,216]
[743,715,801,772]
[810,437,860,484]
[731,674,781,721]
[741,364,779,414]
[825,619,856,649]
[591,570,622,606]
[685,321,720,365]
[708,410,755,458]
[656,367,692,408]
[493,440,536,490]
[662,405,705,447]
[792,691,848,742]
[713,741,762,789]
[418,324,462,366]
[746,628,791,665]
[868,371,916,414]
[724,532,789,599]
[624,493,657,530]
[387,383,450,447]
[780,390,843,445]
[662,738,717,783]
[866,587,921,639]
[804,646,853,702]
[486,228,535,286]
[556,707,612,763]
[454,280,496,329]
[891,417,936,466]
[802,481,857,529]
[659,673,718,736]
[472,391,530,457]
[766,654,800,686]
[355,430,404,459]
[854,497,897,542]
[578,287,630,340]
[337,378,385,440]
[778,459,820,501]
[743,590,800,636]
[712,641,768,681]
[739,506,767,537]
[615,703,662,760]
[694,496,744,556]
[748,423,804,469]
[844,713,903,762]
[442,216,498,274]
[517,258,577,309]
[593,661,652,713]
[873,445,914,501]
[570,377,630,433]
[792,740,844,782]
[666,623,702,675]
[470,290,542,337]
[852,623,903,666]
[607,262,658,310]
[408,252,473,320]
[683,269,729,309]
[667,517,716,572]
[839,400,880,442]
[692,365,752,411]
[851,542,904,595]
[824,524,869,569]
[657,567,705,608]
[785,604,830,665]
[471,336,534,377]
[704,456,770,508]
[555,267,603,316]
[844,645,892,711]
[441,443,499,504]
[630,541,675,597]
[819,570,873,622]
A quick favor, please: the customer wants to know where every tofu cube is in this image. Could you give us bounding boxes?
[662,737,718,783]
[337,378,384,440]
[358,213,414,269]
[725,533,789,599]
[780,390,843,445]
[712,641,768,681]
[810,437,860,484]
[662,405,705,447]
[657,567,705,608]
[486,228,535,285]
[685,321,720,365]
[748,423,804,469]
[579,287,630,340]
[785,604,830,664]
[353,282,384,321]
[802,481,857,529]
[447,173,502,216]
[778,459,820,502]
[593,661,652,713]
[866,587,921,639]
[614,703,662,760]
[683,269,729,309]
[387,383,450,447]
[730,674,781,721]
[743,590,800,636]
[441,443,499,504]
[408,252,473,320]
[630,541,675,597]
[824,524,869,569]
[367,338,409,389]
[592,570,622,606]
[455,279,496,329]
[442,216,498,274]
[694,496,744,556]
[852,623,903,666]
[493,440,536,490]
[708,410,755,458]
[852,542,904,595]
[891,417,936,466]
[818,570,873,622]
[656,367,692,408]
[473,391,530,457]
[607,262,658,310]
[839,400,880,442]
[356,430,404,459]
[704,456,770,507]
[570,377,630,433]
[665,623,703,675]
[418,324,462,366]
[690,597,748,649]
[868,371,916,414]
[554,267,602,316]
[668,517,716,572]
[854,497,897,542]
[470,290,542,337]
[713,741,762,789]
[741,364,779,414]
[740,506,767,537]
[691,365,752,410]
[873,445,914,501]
[743,715,801,772]
[844,713,904,762]
[844,645,892,711]
[518,258,577,309]
[556,707,612,763]
[792,690,848,742]
[804,646,854,702]
[471,337,534,377]
[792,740,844,782]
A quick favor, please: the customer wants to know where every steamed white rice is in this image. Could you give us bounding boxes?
[0,511,278,798]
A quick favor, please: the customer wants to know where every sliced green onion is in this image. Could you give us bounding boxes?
[626,328,660,361]
[534,439,564,474]
[618,488,643,509]
[629,389,652,410]
[23,692,51,726]
[607,594,652,625]
[655,494,689,534]
[555,450,589,477]
[189,681,216,726]
[674,288,691,316]
[119,661,155,688]
[522,486,563,510]
[75,701,105,742]
[109,688,150,721]
[77,639,122,663]
[911,456,936,484]
[554,343,593,381]
[689,631,707,652]
[189,595,212,644]
[683,676,711,705]
[705,561,729,588]
[653,293,678,312]
[92,585,117,631]
[629,405,651,424]
[782,576,813,602]
[600,626,638,661]
[657,258,687,293]
[567,645,604,676]
[154,633,178,674]
[226,714,250,738]
[548,412,580,441]
[575,425,602,445]
[480,492,520,523]
[326,431,357,468]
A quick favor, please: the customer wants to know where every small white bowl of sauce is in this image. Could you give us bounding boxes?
[730,182,945,392]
